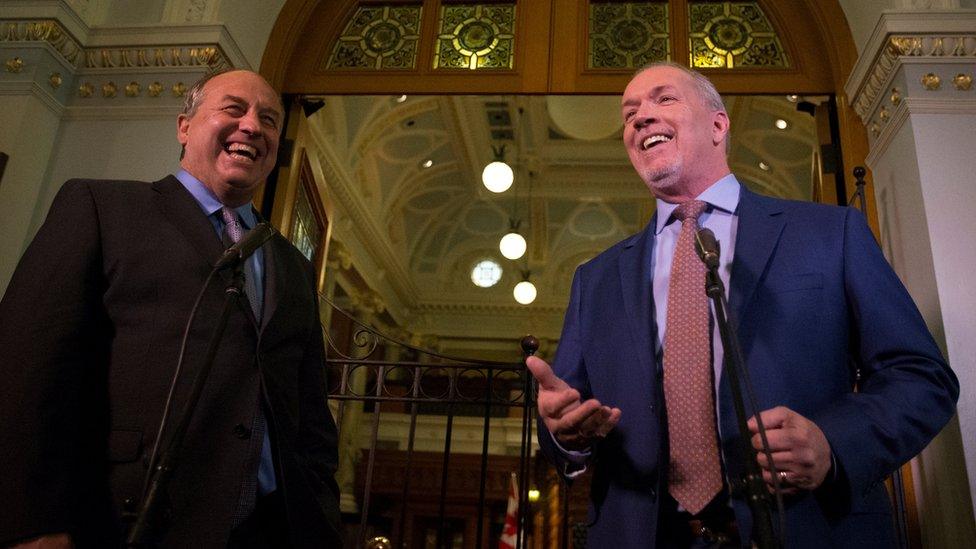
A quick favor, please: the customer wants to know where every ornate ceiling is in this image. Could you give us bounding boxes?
[309,93,820,358]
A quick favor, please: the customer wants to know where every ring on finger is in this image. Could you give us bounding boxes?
[778,470,789,484]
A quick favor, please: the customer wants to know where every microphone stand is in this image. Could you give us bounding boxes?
[695,231,780,549]
[126,260,247,547]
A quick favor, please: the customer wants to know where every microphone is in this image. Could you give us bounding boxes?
[214,222,275,270]
[694,227,721,269]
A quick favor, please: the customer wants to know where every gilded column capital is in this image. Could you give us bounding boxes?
[845,11,976,148]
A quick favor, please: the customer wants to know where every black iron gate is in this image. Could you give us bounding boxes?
[321,297,539,549]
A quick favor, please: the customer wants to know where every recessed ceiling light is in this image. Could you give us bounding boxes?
[471,259,503,288]
[775,119,789,130]
[395,94,408,103]
[420,159,433,168]
[759,161,770,171]
[786,94,799,103]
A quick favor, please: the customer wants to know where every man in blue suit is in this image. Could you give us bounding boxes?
[528,63,958,547]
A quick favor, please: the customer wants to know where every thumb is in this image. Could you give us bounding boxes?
[525,355,566,391]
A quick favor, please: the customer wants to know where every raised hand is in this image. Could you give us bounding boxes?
[526,355,621,451]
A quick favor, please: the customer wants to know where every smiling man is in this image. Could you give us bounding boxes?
[0,70,341,548]
[528,62,958,548]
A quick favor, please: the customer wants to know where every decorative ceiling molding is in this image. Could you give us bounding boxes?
[1,18,246,72]
[304,92,820,349]
[0,79,63,116]
[308,119,421,311]
[1,19,82,65]
[845,11,976,126]
[865,96,976,167]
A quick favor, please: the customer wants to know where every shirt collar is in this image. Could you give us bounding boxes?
[655,173,741,234]
[175,169,257,229]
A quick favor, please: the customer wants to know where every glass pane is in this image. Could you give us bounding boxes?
[289,182,322,262]
[588,1,670,69]
[326,4,423,70]
[689,1,789,69]
[433,4,516,70]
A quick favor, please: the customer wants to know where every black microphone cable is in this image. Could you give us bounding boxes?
[141,267,218,501]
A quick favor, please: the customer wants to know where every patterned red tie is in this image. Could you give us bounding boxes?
[663,200,722,514]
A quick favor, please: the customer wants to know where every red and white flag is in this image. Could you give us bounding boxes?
[498,473,519,549]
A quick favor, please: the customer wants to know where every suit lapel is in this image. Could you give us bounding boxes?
[152,175,224,267]
[153,175,261,329]
[618,215,658,381]
[728,187,786,325]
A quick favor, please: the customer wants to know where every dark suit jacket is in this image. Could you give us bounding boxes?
[538,187,959,548]
[0,176,341,547]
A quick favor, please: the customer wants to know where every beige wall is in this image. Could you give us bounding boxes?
[869,109,976,546]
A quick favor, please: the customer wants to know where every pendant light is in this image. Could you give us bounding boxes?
[482,145,513,193]
[499,220,526,260]
[513,271,537,305]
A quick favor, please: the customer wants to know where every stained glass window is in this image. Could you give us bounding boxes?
[588,1,669,69]
[433,4,516,70]
[688,1,788,69]
[326,4,423,70]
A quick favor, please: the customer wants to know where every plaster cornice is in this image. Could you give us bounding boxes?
[864,99,911,168]
[0,80,64,117]
[1,4,251,73]
[309,121,421,312]
[845,10,976,125]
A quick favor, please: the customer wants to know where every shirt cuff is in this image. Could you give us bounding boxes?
[551,436,592,478]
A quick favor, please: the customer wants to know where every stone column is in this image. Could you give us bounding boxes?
[846,10,976,547]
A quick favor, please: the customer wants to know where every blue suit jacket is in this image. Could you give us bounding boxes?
[538,187,958,548]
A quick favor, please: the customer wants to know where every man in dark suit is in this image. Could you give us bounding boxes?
[0,70,341,548]
[528,63,959,547]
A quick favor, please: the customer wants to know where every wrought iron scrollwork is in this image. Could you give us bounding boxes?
[317,292,537,549]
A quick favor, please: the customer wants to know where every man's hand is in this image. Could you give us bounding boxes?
[9,534,74,549]
[747,406,832,494]
[526,356,621,451]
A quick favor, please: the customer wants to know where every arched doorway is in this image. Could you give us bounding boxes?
[261,0,871,218]
[256,2,910,547]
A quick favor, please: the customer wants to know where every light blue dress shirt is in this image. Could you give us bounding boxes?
[558,174,742,473]
[175,169,276,496]
[652,173,740,399]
